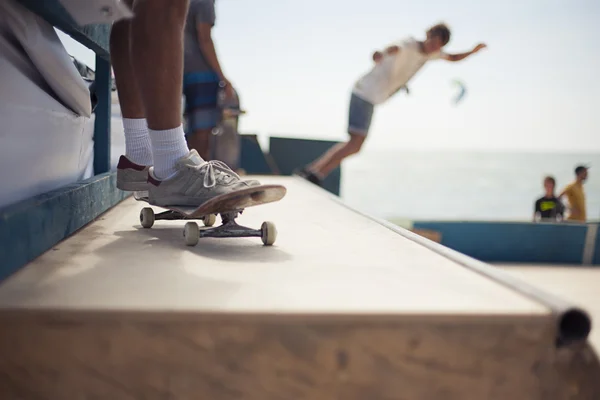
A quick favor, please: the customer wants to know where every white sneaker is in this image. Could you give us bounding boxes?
[147,150,258,207]
[116,155,151,191]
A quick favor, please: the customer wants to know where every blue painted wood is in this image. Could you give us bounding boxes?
[93,56,112,174]
[594,225,600,265]
[269,136,341,196]
[412,221,588,264]
[16,0,111,60]
[240,135,276,175]
[0,173,130,282]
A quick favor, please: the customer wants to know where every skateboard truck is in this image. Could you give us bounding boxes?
[139,208,277,247]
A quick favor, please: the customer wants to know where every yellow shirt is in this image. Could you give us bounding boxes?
[562,182,586,222]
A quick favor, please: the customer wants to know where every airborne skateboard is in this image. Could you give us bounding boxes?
[134,184,286,246]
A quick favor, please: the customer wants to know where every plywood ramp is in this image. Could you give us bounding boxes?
[0,177,596,399]
[497,265,600,352]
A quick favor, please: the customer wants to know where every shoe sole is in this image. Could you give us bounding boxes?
[116,180,149,192]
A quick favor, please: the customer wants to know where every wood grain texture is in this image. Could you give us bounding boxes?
[0,172,129,282]
[1,177,597,398]
[135,184,287,218]
[0,312,567,400]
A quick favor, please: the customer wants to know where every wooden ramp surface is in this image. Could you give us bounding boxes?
[0,177,597,399]
[497,264,600,352]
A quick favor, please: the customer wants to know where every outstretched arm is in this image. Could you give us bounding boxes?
[558,184,572,199]
[443,43,487,62]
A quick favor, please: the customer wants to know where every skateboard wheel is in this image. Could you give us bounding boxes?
[261,221,277,246]
[184,222,200,246]
[140,207,155,228]
[203,214,217,227]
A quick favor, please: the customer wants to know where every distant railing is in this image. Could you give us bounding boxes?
[412,220,600,266]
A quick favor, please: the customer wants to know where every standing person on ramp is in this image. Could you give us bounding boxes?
[111,0,260,208]
[296,23,487,186]
[183,0,235,160]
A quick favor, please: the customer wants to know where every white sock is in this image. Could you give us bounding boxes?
[123,118,153,166]
[148,124,190,179]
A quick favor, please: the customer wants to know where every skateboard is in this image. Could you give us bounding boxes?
[134,184,286,246]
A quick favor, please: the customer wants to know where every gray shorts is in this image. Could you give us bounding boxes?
[348,93,374,136]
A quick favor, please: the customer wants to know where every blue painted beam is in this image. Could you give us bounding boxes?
[16,0,111,60]
[240,135,276,175]
[93,56,112,174]
[594,225,600,265]
[269,136,342,196]
[412,221,590,265]
[0,173,130,282]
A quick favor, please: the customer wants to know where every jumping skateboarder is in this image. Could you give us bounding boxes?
[296,23,487,186]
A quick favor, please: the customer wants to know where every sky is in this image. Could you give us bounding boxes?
[58,0,600,152]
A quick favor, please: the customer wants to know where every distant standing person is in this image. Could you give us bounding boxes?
[533,176,564,222]
[212,87,245,171]
[559,165,589,222]
[183,0,234,160]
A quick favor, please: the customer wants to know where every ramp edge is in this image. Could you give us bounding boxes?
[295,177,593,347]
[0,172,130,282]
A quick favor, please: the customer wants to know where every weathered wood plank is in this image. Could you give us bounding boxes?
[0,172,129,282]
[0,177,597,398]
[0,312,560,400]
[93,56,112,174]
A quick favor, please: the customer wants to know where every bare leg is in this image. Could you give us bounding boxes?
[119,0,191,180]
[111,1,154,176]
[109,0,144,119]
[187,128,212,160]
[130,0,189,130]
[114,0,256,203]
[308,133,365,178]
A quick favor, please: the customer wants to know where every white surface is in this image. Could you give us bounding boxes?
[1,0,91,117]
[0,12,91,208]
[59,0,134,25]
[0,177,548,316]
[0,0,126,209]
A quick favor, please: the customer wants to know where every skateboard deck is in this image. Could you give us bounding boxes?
[134,184,285,217]
[134,184,286,246]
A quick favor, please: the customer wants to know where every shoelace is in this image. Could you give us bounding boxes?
[198,160,241,188]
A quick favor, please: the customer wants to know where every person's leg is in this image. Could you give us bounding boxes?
[182,72,221,160]
[309,133,365,177]
[187,128,212,160]
[129,0,190,180]
[300,93,371,183]
[122,0,256,206]
[111,0,153,191]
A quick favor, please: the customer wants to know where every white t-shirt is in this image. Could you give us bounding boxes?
[352,37,446,105]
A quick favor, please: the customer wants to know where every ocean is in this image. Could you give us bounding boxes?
[336,150,600,223]
[111,121,598,223]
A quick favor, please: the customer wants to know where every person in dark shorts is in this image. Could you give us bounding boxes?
[533,176,565,222]
[212,87,245,170]
[183,0,235,160]
[295,23,487,186]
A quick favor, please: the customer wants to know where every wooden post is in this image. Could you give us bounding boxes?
[93,55,112,174]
